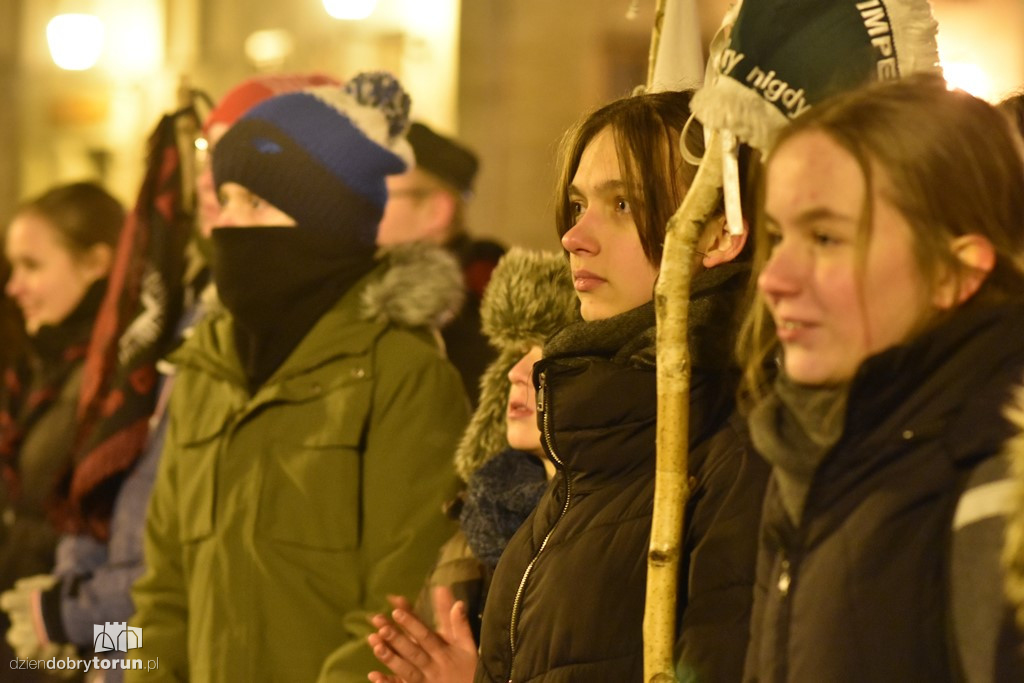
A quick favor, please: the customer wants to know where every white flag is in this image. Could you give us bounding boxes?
[650,0,706,93]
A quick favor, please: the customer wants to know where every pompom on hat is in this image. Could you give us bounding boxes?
[212,71,414,245]
[202,72,342,136]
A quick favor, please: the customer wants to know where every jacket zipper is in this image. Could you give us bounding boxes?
[772,514,807,683]
[772,457,836,683]
[506,370,571,682]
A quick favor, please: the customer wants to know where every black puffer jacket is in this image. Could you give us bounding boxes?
[744,301,1024,683]
[476,266,769,683]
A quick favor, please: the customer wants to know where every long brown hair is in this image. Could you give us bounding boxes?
[738,74,1024,408]
[553,91,707,266]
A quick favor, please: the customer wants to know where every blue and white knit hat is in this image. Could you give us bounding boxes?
[212,71,413,245]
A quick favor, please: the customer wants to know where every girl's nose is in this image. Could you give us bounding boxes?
[757,242,803,306]
[4,270,22,298]
[561,211,599,255]
[215,204,237,228]
[508,353,533,384]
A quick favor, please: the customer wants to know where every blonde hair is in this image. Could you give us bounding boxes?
[738,74,1024,408]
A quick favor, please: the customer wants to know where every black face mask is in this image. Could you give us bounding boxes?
[210,226,375,392]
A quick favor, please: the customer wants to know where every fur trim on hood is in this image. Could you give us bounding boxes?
[454,248,578,481]
[361,242,465,329]
[1003,381,1024,630]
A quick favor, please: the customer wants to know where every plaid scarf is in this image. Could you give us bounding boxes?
[54,104,199,541]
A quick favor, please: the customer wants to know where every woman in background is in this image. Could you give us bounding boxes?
[0,181,122,665]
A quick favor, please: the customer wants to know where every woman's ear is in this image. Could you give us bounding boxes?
[80,243,113,283]
[933,234,995,309]
[701,216,749,268]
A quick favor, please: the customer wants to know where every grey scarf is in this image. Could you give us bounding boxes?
[748,374,850,525]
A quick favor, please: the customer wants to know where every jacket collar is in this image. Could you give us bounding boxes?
[536,266,748,485]
[841,299,1024,463]
[168,242,462,392]
[170,263,387,391]
[538,355,657,485]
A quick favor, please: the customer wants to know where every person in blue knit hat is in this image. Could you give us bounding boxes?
[128,72,470,682]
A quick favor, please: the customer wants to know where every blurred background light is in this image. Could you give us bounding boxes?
[46,13,104,71]
[322,0,378,21]
[103,1,163,76]
[244,29,295,69]
[932,0,1022,102]
[941,59,995,100]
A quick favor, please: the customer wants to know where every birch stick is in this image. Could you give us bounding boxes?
[645,0,668,90]
[174,76,199,213]
[644,132,723,683]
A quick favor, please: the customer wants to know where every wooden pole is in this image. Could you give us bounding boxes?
[174,75,198,212]
[644,132,723,683]
[646,0,669,90]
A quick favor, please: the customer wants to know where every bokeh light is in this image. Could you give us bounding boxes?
[46,14,104,71]
[322,0,378,21]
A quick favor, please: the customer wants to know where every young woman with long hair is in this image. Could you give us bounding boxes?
[369,89,769,683]
[740,74,1024,682]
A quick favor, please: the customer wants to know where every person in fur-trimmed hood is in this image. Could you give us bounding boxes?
[128,72,470,683]
[385,248,580,644]
[454,247,579,482]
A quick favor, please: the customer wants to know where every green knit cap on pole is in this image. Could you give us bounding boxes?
[645,2,942,682]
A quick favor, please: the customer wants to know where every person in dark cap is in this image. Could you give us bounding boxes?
[378,121,505,406]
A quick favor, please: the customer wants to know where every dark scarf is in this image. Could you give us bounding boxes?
[543,259,750,370]
[211,227,375,393]
[543,297,656,365]
[748,374,850,525]
[0,298,26,373]
[748,300,1024,526]
[0,279,106,503]
[460,448,548,568]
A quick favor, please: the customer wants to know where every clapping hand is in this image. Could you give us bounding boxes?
[367,586,478,683]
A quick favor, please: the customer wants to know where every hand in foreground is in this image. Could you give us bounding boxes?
[0,574,58,660]
[0,574,77,675]
[366,586,477,683]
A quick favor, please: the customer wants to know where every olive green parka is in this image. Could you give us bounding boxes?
[128,248,469,682]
